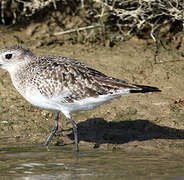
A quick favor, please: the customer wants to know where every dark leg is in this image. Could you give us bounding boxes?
[68,118,79,152]
[45,112,59,146]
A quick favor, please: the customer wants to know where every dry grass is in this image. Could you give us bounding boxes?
[1,1,183,41]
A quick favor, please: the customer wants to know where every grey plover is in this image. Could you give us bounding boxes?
[0,44,160,151]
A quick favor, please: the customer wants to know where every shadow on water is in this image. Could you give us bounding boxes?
[67,118,184,148]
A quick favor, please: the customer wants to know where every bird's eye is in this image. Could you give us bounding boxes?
[5,54,12,60]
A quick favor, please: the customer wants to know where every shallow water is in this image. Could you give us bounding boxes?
[0,139,184,180]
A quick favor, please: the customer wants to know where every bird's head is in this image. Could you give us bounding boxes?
[0,44,34,72]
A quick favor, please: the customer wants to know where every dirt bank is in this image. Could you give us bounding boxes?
[0,26,184,152]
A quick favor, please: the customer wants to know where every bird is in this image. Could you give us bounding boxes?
[0,44,160,151]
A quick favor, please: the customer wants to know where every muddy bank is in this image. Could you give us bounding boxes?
[0,27,184,152]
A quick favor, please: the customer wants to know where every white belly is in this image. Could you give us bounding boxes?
[23,87,130,115]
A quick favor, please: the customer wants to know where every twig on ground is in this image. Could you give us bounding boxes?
[53,24,103,36]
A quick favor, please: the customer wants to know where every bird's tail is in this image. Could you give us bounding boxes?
[130,85,161,93]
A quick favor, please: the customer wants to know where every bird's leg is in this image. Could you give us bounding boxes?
[45,112,59,146]
[68,117,79,152]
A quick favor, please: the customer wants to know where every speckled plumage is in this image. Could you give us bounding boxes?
[13,53,139,101]
[0,44,160,151]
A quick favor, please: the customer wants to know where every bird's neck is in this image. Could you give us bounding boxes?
[8,58,35,95]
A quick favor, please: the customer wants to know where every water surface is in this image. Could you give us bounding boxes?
[0,139,184,180]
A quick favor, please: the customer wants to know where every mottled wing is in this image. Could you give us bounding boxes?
[32,56,142,102]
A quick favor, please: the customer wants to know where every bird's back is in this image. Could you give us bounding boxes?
[16,55,141,101]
